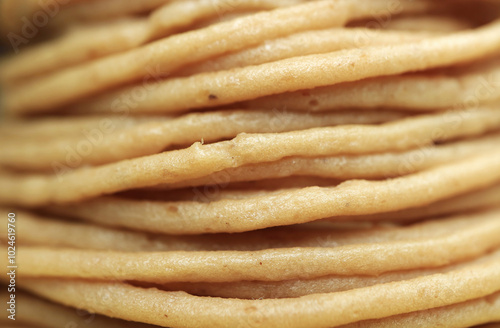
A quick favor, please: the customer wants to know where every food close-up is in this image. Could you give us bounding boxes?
[0,0,500,327]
